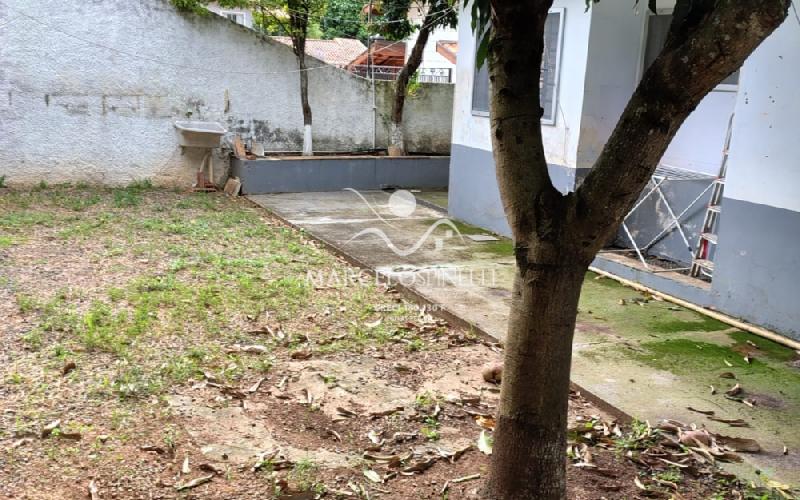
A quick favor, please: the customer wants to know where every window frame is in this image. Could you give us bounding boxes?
[470,7,565,125]
[222,11,245,25]
[638,8,739,93]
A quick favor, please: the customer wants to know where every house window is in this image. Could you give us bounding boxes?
[644,13,738,87]
[471,10,564,124]
[471,57,490,115]
[224,12,244,25]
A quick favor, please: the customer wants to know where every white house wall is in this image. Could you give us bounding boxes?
[578,0,735,176]
[710,16,800,339]
[580,0,737,264]
[448,0,591,236]
[206,2,254,29]
[405,26,459,82]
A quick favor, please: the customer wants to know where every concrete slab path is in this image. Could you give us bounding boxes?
[250,190,800,485]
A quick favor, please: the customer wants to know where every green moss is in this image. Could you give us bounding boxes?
[449,219,492,236]
[648,316,730,334]
[635,339,757,373]
[475,239,515,257]
[585,272,627,290]
[630,338,800,405]
[728,331,798,362]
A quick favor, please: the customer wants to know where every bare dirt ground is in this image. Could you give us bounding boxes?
[0,185,789,499]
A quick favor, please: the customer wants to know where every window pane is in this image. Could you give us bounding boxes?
[471,11,563,121]
[644,14,672,73]
[720,70,739,86]
[472,58,490,113]
[644,13,739,87]
[541,11,562,123]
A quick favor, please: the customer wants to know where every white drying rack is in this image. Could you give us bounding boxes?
[612,164,716,271]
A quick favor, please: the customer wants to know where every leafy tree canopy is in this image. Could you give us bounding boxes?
[378,0,457,41]
[320,0,369,41]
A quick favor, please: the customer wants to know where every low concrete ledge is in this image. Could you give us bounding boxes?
[231,156,450,195]
[591,253,713,307]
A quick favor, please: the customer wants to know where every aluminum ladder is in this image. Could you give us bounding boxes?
[690,115,733,278]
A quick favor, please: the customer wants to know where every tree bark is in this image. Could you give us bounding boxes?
[388,11,435,156]
[482,1,789,499]
[297,49,313,156]
[484,263,586,499]
[289,1,313,156]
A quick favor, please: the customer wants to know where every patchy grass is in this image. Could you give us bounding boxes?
[1,185,795,499]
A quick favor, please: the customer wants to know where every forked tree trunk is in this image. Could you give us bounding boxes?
[388,12,434,156]
[481,3,577,498]
[482,0,789,499]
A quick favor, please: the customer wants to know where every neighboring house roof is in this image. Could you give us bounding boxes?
[348,40,407,68]
[271,37,367,68]
[436,40,458,64]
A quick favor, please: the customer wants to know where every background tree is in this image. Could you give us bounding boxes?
[379,0,457,156]
[320,0,369,41]
[173,0,325,156]
[258,0,327,156]
[465,0,789,498]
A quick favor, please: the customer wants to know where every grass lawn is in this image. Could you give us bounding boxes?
[0,184,790,499]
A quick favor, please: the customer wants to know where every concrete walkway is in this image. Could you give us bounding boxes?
[250,190,800,485]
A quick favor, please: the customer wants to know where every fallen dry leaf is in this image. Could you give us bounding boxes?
[680,429,711,447]
[481,364,503,384]
[707,416,749,427]
[62,361,77,376]
[175,474,213,491]
[725,384,742,397]
[88,480,99,500]
[475,415,496,430]
[477,430,493,455]
[687,407,715,416]
[290,349,313,360]
[227,344,268,354]
[41,419,61,438]
[714,434,761,453]
[363,469,382,483]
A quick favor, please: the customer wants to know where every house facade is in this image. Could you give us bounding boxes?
[448,0,800,340]
[404,3,458,84]
[206,2,254,28]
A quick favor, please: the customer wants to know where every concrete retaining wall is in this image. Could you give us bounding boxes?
[0,0,453,187]
[232,156,449,195]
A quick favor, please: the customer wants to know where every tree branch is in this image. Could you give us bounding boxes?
[571,0,789,258]
[487,0,561,249]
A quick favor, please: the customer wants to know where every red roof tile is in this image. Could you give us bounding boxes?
[272,37,367,67]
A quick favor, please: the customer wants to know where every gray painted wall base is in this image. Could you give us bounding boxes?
[448,144,590,237]
[712,198,800,340]
[232,156,450,194]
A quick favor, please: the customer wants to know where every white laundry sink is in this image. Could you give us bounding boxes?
[174,121,227,148]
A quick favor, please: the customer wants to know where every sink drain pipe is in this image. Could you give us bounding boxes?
[588,266,800,351]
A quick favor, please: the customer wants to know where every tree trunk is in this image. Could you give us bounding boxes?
[388,13,434,156]
[482,0,789,499]
[297,50,313,156]
[484,262,586,499]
